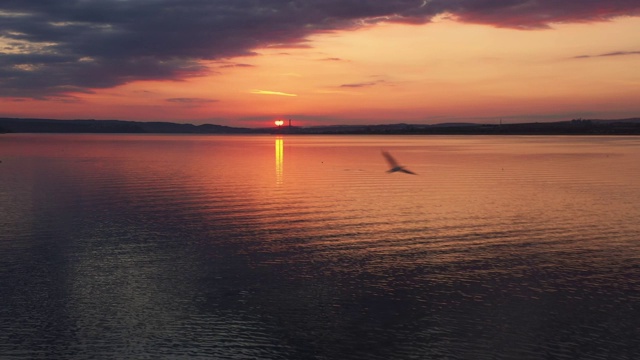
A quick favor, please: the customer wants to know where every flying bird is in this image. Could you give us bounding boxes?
[382,151,417,175]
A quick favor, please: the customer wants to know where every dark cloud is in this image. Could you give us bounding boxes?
[218,63,256,69]
[166,97,218,104]
[575,50,640,59]
[1,0,639,98]
[340,81,381,88]
[446,0,640,29]
[601,51,640,57]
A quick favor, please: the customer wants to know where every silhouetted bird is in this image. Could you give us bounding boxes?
[382,151,417,175]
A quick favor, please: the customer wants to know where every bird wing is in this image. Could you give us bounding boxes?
[382,151,400,168]
[399,168,417,175]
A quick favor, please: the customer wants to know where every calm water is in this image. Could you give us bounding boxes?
[1,134,639,359]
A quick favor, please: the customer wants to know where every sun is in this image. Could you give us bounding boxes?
[274,120,284,126]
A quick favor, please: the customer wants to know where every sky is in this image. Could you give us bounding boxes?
[1,1,640,128]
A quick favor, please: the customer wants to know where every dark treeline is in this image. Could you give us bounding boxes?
[2,117,640,135]
[0,118,252,134]
[318,119,640,135]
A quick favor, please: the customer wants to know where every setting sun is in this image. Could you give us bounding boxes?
[274,120,284,126]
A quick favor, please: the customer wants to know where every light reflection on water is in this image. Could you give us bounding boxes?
[1,134,640,359]
[275,137,283,185]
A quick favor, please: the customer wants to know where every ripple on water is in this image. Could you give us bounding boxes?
[1,135,640,359]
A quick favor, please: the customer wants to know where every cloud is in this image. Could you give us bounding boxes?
[574,50,640,59]
[250,89,297,97]
[1,0,639,98]
[340,80,387,88]
[341,82,378,88]
[218,63,256,69]
[446,1,640,30]
[166,97,218,104]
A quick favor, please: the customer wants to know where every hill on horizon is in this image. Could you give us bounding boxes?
[1,117,640,135]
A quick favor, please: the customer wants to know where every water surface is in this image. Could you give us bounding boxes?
[1,134,639,359]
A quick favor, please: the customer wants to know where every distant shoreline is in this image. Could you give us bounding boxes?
[2,117,640,135]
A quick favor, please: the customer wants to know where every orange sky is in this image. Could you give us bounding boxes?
[1,16,639,127]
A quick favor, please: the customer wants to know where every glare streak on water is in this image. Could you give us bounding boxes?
[1,134,640,359]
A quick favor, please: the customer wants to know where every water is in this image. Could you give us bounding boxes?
[1,134,639,359]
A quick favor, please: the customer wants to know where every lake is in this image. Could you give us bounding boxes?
[1,134,639,359]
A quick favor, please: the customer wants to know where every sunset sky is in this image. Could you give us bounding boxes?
[1,1,639,127]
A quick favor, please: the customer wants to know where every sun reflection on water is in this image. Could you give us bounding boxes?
[275,137,283,184]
